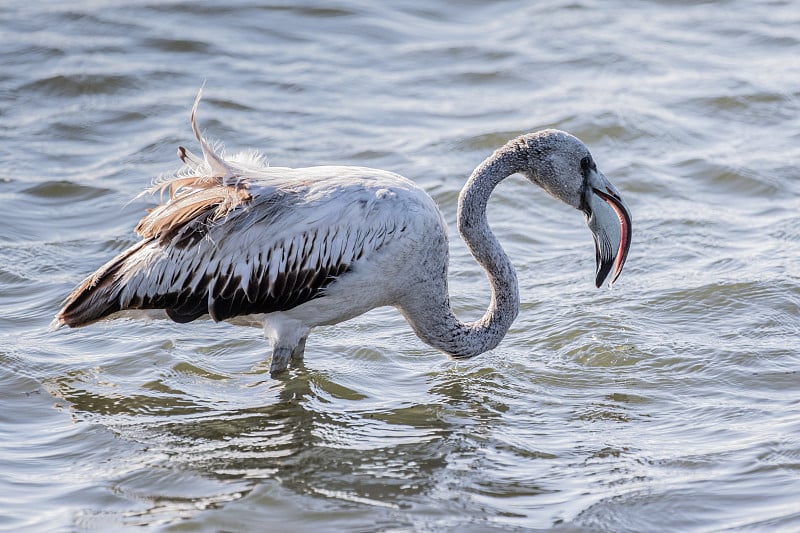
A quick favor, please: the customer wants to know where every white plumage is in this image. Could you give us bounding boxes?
[55,89,632,374]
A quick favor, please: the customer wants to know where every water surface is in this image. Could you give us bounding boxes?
[1,1,799,531]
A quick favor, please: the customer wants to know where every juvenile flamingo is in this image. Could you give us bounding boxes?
[55,90,632,374]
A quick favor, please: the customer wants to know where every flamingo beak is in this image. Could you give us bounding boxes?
[583,173,632,288]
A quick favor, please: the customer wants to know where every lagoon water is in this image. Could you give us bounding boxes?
[1,1,799,531]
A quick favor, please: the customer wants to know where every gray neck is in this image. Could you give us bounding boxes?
[402,141,525,358]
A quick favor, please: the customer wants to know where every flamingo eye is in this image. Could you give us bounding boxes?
[580,156,598,177]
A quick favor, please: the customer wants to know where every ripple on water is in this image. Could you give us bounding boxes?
[21,180,111,201]
[142,37,212,54]
[673,157,783,197]
[19,74,136,97]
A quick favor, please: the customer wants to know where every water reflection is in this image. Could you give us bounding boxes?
[45,356,497,513]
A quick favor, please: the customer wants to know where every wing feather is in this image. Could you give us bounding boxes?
[56,91,428,329]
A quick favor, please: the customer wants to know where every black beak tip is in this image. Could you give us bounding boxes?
[595,261,613,288]
[593,238,613,288]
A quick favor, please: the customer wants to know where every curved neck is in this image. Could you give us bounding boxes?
[402,142,525,358]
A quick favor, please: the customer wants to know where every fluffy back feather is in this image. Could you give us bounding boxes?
[55,90,256,327]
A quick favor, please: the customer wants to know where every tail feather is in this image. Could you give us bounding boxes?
[55,241,149,328]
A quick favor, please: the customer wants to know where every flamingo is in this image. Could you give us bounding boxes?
[54,90,632,374]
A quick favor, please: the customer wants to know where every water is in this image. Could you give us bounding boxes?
[1,0,799,530]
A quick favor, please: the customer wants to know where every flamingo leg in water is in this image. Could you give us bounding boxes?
[269,336,307,374]
[291,336,307,363]
[270,346,293,375]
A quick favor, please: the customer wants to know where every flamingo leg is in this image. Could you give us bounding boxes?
[290,336,307,362]
[269,346,293,374]
[269,335,307,374]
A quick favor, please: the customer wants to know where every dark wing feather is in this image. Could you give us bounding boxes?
[122,228,353,324]
[56,240,149,327]
[56,186,395,327]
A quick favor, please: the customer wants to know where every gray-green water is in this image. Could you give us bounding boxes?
[2,1,799,531]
